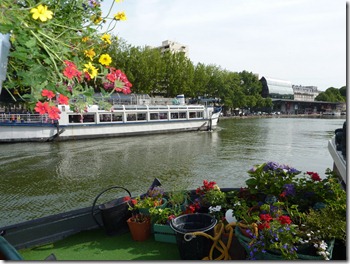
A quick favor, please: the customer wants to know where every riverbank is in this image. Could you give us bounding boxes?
[220,113,346,119]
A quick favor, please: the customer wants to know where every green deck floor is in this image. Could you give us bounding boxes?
[19,229,181,261]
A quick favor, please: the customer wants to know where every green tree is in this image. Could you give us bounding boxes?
[315,87,345,102]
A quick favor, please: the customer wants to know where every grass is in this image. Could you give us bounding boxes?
[19,228,181,261]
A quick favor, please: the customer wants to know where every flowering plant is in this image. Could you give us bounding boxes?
[246,161,301,197]
[234,161,346,260]
[184,180,227,222]
[129,186,165,210]
[149,207,181,225]
[0,0,131,119]
[127,213,150,224]
[194,180,227,208]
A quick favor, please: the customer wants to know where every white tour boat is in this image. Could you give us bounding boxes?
[0,101,221,143]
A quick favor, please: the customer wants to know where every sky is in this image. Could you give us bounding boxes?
[102,0,346,91]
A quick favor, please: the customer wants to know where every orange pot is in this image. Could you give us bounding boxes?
[127,218,151,241]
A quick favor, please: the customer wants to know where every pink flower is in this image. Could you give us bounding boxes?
[42,89,55,99]
[34,101,50,115]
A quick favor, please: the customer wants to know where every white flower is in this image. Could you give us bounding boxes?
[209,205,221,213]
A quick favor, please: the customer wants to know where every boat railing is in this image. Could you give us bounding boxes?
[0,113,53,124]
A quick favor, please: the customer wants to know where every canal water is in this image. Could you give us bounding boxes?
[0,116,345,227]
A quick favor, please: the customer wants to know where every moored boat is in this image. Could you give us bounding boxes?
[327,121,346,188]
[0,99,221,143]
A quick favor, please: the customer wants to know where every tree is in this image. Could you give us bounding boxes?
[315,87,345,102]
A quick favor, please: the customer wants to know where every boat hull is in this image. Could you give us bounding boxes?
[0,106,221,143]
[328,136,346,187]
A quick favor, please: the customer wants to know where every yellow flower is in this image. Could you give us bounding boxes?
[101,33,111,45]
[93,16,103,25]
[84,48,96,61]
[99,54,112,66]
[30,4,53,22]
[83,62,98,79]
[82,36,89,42]
[114,11,127,21]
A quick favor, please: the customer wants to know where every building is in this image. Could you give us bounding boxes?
[259,76,343,115]
[157,40,189,57]
[292,85,320,101]
[260,77,294,100]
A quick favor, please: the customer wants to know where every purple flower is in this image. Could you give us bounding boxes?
[283,183,296,196]
[264,161,281,171]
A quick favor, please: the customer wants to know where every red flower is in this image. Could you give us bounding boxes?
[278,215,292,225]
[57,94,69,105]
[185,204,196,214]
[280,191,286,198]
[42,89,55,99]
[63,61,82,80]
[123,196,131,202]
[259,214,273,222]
[306,171,321,181]
[196,180,217,195]
[47,106,61,120]
[34,101,50,115]
[168,215,176,221]
[258,222,270,230]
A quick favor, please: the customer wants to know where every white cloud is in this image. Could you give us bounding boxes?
[103,0,346,91]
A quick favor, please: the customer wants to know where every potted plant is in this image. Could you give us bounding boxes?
[149,207,181,244]
[234,161,346,260]
[167,190,189,212]
[193,180,227,214]
[131,186,167,215]
[126,213,151,242]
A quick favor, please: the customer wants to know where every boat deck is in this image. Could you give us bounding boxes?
[19,228,181,261]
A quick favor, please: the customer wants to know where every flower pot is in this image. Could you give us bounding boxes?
[127,217,151,241]
[235,226,335,260]
[153,224,176,244]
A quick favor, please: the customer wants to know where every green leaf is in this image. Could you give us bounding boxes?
[25,38,37,48]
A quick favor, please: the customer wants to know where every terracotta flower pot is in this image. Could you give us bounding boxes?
[127,217,151,241]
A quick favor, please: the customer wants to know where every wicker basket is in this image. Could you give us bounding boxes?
[235,226,335,260]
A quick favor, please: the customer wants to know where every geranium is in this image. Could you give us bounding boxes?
[57,94,70,105]
[0,0,131,120]
[34,102,50,115]
[306,171,322,181]
[42,89,56,99]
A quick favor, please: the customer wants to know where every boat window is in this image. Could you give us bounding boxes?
[189,112,196,118]
[82,114,95,123]
[159,112,168,120]
[112,113,123,122]
[197,111,203,118]
[137,113,146,121]
[112,106,124,110]
[127,113,136,121]
[150,113,159,120]
[125,106,137,110]
[69,115,81,123]
[179,112,186,119]
[171,113,178,119]
[100,114,111,122]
